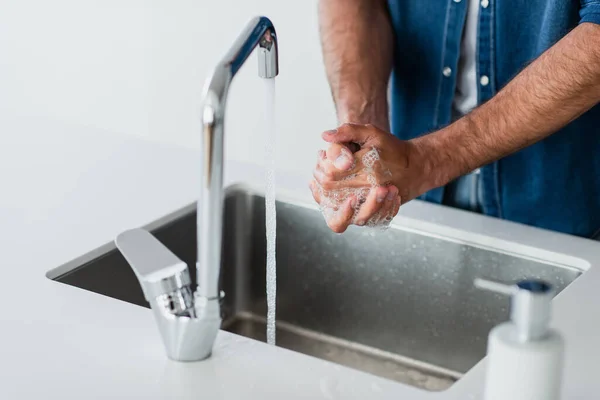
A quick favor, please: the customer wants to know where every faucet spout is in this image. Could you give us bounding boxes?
[197,16,278,300]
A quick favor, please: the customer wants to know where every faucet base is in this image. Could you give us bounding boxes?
[152,297,222,362]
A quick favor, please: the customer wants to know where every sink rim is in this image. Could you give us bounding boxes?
[47,181,589,282]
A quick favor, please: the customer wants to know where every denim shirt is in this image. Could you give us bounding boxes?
[386,0,600,238]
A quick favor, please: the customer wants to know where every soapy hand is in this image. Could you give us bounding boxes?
[310,123,430,233]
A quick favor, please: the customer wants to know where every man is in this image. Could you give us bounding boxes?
[310,0,600,236]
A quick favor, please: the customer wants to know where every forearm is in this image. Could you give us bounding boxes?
[418,23,600,187]
[318,0,394,130]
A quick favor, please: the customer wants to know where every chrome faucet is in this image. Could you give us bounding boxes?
[114,16,278,361]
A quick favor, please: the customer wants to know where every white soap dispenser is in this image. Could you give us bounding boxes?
[475,278,565,400]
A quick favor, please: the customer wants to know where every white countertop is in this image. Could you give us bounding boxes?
[2,114,600,399]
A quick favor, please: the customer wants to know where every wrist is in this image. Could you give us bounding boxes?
[410,121,474,191]
[336,95,389,131]
[406,137,445,195]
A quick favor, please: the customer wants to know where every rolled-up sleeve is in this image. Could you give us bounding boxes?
[580,1,600,24]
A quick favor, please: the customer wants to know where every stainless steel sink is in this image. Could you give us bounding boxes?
[48,185,582,391]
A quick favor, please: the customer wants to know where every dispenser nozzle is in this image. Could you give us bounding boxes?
[475,278,555,342]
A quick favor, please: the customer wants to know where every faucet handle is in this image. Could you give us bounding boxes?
[115,229,191,301]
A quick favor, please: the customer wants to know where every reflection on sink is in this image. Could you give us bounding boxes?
[48,186,582,391]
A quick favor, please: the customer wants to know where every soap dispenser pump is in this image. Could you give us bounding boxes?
[475,278,564,400]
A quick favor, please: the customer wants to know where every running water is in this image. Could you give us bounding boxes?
[264,78,277,345]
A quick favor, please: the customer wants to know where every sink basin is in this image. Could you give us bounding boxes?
[48,185,582,391]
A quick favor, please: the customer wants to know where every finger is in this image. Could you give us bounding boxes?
[392,194,401,217]
[317,149,326,161]
[313,150,333,184]
[309,180,322,204]
[325,143,355,171]
[322,123,377,145]
[353,186,389,226]
[325,196,357,234]
[381,192,401,225]
[314,145,378,189]
[314,158,369,190]
[376,185,398,223]
[313,167,370,190]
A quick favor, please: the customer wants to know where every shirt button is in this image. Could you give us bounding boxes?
[480,75,490,86]
[443,67,452,77]
[453,0,462,3]
[481,0,489,8]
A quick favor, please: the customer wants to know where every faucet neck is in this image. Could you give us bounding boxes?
[196,16,278,299]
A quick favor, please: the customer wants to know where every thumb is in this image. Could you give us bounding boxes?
[321,123,374,145]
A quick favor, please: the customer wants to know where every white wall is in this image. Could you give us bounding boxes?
[0,0,336,177]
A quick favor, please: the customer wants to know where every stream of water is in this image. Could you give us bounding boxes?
[264,78,277,345]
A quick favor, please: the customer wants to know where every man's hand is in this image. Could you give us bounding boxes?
[316,0,396,233]
[310,123,434,233]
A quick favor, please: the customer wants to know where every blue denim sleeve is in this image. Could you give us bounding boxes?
[580,1,600,24]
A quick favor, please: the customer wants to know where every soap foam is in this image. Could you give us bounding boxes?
[316,147,394,230]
